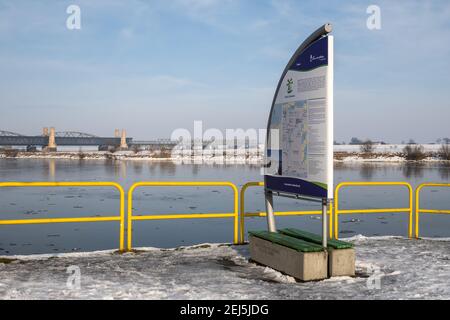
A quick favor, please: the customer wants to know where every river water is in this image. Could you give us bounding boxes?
[0,159,449,255]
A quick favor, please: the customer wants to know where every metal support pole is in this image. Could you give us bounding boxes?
[322,198,328,248]
[265,192,277,232]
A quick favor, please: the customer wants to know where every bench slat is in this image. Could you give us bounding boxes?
[249,230,324,252]
[280,228,353,249]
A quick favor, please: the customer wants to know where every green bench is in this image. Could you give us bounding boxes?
[248,230,328,281]
[278,228,355,277]
[279,228,353,249]
[249,230,325,252]
[249,228,355,279]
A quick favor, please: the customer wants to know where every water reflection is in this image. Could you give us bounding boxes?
[103,159,117,178]
[192,164,199,176]
[106,161,127,179]
[43,159,56,181]
[101,161,181,179]
[35,159,450,183]
[402,163,425,179]
[438,163,450,180]
[154,161,177,175]
[359,164,375,180]
[132,161,144,176]
[336,162,433,180]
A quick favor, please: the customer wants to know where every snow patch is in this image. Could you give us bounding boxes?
[0,237,449,299]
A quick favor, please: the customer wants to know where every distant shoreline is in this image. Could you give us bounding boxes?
[1,150,449,164]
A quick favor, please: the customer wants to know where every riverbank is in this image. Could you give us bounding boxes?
[1,236,449,299]
[1,150,449,163]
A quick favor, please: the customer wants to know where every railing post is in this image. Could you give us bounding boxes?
[239,185,246,244]
[322,198,328,248]
[415,185,422,239]
[127,184,135,251]
[232,183,239,245]
[407,184,413,239]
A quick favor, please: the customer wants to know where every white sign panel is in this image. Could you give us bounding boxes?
[265,34,333,199]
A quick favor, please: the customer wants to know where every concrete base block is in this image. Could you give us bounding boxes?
[328,248,355,277]
[43,147,57,152]
[249,236,327,281]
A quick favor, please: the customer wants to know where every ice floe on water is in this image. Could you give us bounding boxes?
[0,236,449,299]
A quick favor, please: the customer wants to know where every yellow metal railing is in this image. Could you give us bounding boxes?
[415,183,450,238]
[0,182,125,251]
[127,181,239,250]
[239,182,333,243]
[3,180,447,253]
[334,182,413,239]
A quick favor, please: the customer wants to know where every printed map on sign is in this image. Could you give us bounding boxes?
[264,34,333,199]
[281,101,308,178]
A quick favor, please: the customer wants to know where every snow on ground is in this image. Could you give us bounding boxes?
[2,144,448,163]
[0,236,449,300]
[334,144,442,153]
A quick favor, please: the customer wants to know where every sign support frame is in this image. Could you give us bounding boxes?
[265,191,277,232]
[263,23,333,248]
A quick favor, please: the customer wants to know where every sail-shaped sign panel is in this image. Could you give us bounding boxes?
[264,25,333,200]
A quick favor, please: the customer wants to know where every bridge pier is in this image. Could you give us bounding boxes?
[118,129,128,151]
[43,127,57,152]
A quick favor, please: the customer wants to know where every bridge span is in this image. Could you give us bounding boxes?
[0,129,215,152]
[0,130,132,149]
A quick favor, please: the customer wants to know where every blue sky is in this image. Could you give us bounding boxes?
[0,0,449,142]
